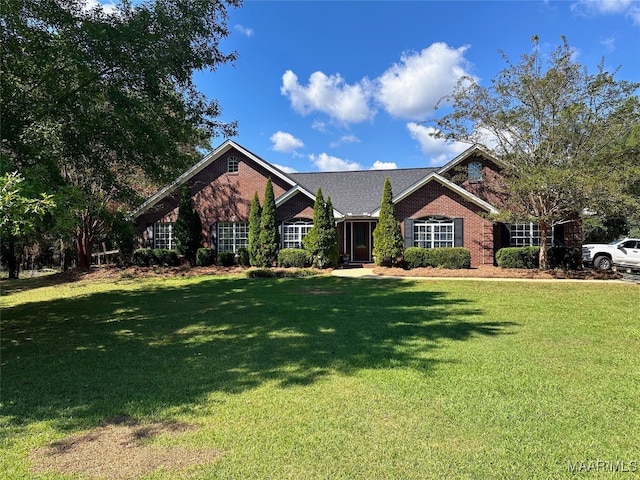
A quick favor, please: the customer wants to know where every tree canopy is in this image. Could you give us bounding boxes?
[1,0,241,269]
[432,36,640,269]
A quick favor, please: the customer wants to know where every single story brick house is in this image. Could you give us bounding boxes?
[131,140,581,266]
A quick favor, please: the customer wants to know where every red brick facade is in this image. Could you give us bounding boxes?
[133,141,581,266]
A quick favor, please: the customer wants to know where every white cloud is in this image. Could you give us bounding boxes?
[273,163,297,174]
[572,0,632,15]
[281,70,374,124]
[309,153,362,172]
[407,123,468,166]
[311,119,327,132]
[330,134,361,148]
[234,24,255,37]
[371,161,398,170]
[571,0,640,23]
[82,0,118,14]
[375,43,474,120]
[270,131,304,153]
[600,36,616,51]
[628,4,640,24]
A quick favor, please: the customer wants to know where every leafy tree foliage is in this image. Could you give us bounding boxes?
[0,172,55,278]
[372,177,403,266]
[256,179,279,267]
[248,192,262,266]
[1,0,240,269]
[174,184,203,266]
[303,188,338,268]
[432,36,640,269]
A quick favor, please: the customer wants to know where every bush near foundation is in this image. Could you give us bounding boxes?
[278,248,313,268]
[132,249,180,267]
[196,248,216,267]
[496,246,582,269]
[404,247,471,269]
[218,252,236,267]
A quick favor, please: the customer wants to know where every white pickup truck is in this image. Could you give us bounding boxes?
[582,238,640,272]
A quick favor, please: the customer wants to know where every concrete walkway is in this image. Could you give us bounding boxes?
[331,267,630,283]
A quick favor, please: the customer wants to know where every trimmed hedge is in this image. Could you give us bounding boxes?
[237,247,250,267]
[132,248,180,267]
[278,248,313,268]
[495,246,582,269]
[196,248,216,267]
[247,268,320,278]
[495,247,540,269]
[404,247,471,269]
[218,251,236,267]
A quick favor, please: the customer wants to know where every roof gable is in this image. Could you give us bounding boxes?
[437,144,505,176]
[131,140,297,219]
[371,172,499,215]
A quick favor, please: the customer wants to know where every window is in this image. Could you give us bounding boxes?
[509,223,552,247]
[154,222,175,250]
[413,218,454,248]
[217,222,248,253]
[468,161,483,181]
[227,155,239,173]
[282,219,313,249]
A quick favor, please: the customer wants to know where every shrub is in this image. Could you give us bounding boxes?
[132,248,154,266]
[132,248,180,266]
[278,248,312,268]
[237,247,250,266]
[196,248,216,267]
[495,247,540,269]
[404,247,471,269]
[547,246,582,270]
[218,251,236,267]
[152,249,180,266]
[247,268,320,278]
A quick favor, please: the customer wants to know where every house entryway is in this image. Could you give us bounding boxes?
[342,220,377,263]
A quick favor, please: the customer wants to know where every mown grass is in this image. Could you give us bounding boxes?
[1,274,638,479]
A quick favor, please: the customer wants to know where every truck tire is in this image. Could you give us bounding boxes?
[593,255,612,271]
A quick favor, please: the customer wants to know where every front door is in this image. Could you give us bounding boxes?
[353,222,370,262]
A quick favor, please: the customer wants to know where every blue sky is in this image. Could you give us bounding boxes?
[100,0,640,172]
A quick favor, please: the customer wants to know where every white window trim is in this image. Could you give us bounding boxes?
[413,218,454,249]
[282,219,313,249]
[154,222,175,250]
[509,222,553,247]
[227,155,239,174]
[217,221,248,253]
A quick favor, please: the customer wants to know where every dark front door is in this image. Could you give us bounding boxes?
[353,222,370,262]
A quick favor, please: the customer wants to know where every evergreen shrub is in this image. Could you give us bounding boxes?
[218,251,236,267]
[496,246,582,269]
[237,247,250,266]
[278,248,312,268]
[196,248,216,267]
[495,247,540,269]
[404,247,471,269]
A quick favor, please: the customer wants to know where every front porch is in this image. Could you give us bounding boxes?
[338,219,378,264]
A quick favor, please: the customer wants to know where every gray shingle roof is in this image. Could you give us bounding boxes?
[289,167,438,215]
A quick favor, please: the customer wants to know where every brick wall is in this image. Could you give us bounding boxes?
[135,147,296,248]
[396,180,494,266]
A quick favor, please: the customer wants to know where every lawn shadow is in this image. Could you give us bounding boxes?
[1,275,517,434]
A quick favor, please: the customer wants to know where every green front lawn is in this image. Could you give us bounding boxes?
[1,274,638,479]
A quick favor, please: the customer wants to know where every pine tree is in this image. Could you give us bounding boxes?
[174,184,203,266]
[248,192,262,266]
[372,177,403,266]
[257,178,279,267]
[324,196,339,267]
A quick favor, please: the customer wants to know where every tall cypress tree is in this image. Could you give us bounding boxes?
[248,192,262,266]
[372,177,403,266]
[174,184,203,266]
[303,188,338,268]
[257,178,279,267]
